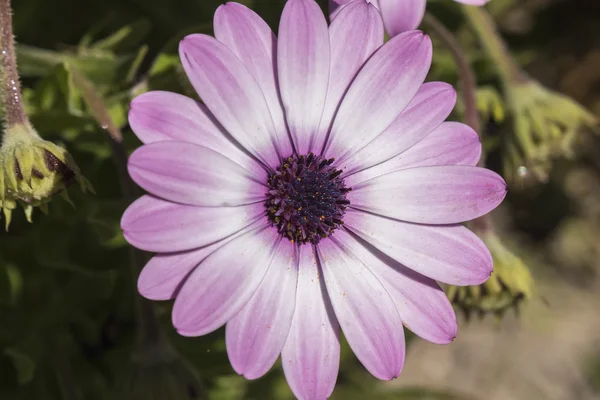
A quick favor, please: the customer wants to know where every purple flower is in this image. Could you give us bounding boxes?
[121,0,506,398]
[330,0,491,37]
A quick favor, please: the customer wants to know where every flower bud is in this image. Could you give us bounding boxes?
[447,232,535,319]
[503,79,598,187]
[477,85,506,124]
[0,122,93,228]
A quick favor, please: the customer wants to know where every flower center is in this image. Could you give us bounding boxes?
[265,153,351,245]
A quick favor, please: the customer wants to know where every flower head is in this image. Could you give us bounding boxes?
[329,0,490,37]
[0,122,92,228]
[121,1,506,398]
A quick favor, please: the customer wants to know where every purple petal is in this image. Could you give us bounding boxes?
[278,0,330,154]
[344,210,493,285]
[330,0,378,20]
[314,1,384,153]
[128,141,266,207]
[138,250,202,301]
[324,31,432,163]
[282,245,340,400]
[173,225,280,336]
[226,239,298,379]
[334,229,457,344]
[339,82,456,176]
[378,0,427,36]
[129,91,213,144]
[121,195,264,252]
[317,237,405,380]
[349,165,506,224]
[129,91,212,145]
[213,3,292,157]
[387,122,482,169]
[138,236,234,300]
[346,121,482,186]
[348,165,507,224]
[128,91,259,170]
[328,0,343,21]
[179,34,284,168]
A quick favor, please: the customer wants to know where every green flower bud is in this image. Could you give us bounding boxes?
[0,122,92,229]
[503,79,598,187]
[123,342,205,400]
[447,232,535,320]
[477,85,506,124]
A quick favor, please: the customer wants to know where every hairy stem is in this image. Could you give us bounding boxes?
[0,0,27,128]
[422,12,480,135]
[462,5,527,86]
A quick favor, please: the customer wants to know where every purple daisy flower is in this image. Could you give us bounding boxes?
[121,0,506,398]
[330,0,491,37]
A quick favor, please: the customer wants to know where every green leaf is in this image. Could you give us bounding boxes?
[92,20,151,53]
[125,45,149,83]
[18,45,128,85]
[0,264,23,306]
[3,349,36,385]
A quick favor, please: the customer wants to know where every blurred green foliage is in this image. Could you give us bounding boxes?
[1,0,599,399]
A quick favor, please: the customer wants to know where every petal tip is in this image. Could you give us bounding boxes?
[380,369,402,381]
[365,1,379,11]
[369,360,404,381]
[179,34,200,51]
[221,1,241,8]
[407,29,429,43]
[444,327,458,344]
[228,362,247,379]
[137,279,162,301]
[173,314,198,337]
[215,2,241,16]
[241,370,262,381]
[429,327,458,345]
[175,328,197,338]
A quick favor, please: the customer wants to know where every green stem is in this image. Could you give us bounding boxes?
[48,336,80,400]
[462,5,527,86]
[0,0,27,128]
[422,12,480,135]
